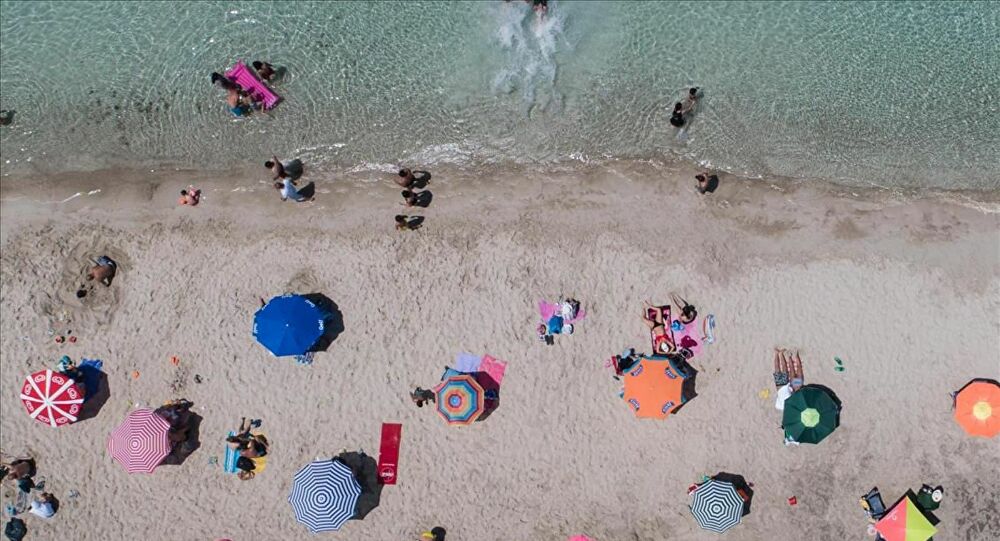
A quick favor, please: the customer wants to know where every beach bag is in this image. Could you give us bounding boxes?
[561,299,580,320]
[4,518,26,541]
[547,315,564,335]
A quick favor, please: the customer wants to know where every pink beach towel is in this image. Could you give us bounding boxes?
[539,300,586,324]
[479,355,507,386]
[224,61,281,109]
[673,318,703,357]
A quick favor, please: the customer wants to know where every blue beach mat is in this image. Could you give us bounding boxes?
[78,359,104,400]
[223,432,239,473]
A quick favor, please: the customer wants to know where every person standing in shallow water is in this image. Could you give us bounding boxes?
[670,102,686,127]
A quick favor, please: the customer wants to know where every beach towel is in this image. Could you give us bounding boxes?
[454,352,482,374]
[78,359,104,400]
[224,62,281,109]
[479,355,508,388]
[223,431,239,473]
[377,423,402,485]
[539,300,586,324]
[672,319,703,357]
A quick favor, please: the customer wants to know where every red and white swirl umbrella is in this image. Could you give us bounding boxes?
[20,369,84,427]
[107,408,171,474]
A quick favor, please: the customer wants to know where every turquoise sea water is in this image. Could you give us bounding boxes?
[1,1,998,189]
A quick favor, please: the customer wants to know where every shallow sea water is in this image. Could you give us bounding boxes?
[1,1,998,189]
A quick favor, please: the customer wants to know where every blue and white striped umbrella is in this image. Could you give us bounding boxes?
[690,479,747,533]
[289,459,362,533]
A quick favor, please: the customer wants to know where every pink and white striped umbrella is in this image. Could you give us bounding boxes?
[20,369,84,427]
[107,408,171,474]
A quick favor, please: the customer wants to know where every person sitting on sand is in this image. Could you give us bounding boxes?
[236,456,258,481]
[395,168,431,189]
[274,177,312,202]
[670,293,697,325]
[87,255,117,286]
[395,215,423,231]
[2,458,35,484]
[252,61,276,81]
[642,301,676,354]
[264,156,287,180]
[57,357,88,398]
[419,527,447,541]
[179,186,200,206]
[681,87,699,114]
[695,171,719,194]
[28,493,56,519]
[669,102,686,128]
[410,387,435,408]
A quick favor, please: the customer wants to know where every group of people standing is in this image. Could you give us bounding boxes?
[394,167,432,231]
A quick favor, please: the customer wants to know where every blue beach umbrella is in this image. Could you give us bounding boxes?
[289,459,362,533]
[253,294,325,356]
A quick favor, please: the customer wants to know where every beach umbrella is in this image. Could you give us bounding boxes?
[288,459,362,533]
[434,374,485,425]
[253,294,325,356]
[19,369,84,427]
[690,478,750,533]
[954,379,1000,438]
[622,355,690,419]
[782,384,841,444]
[107,408,171,474]
[875,494,938,541]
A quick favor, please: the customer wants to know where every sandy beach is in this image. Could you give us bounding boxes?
[1,162,998,541]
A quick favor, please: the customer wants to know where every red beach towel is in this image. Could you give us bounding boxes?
[377,423,402,485]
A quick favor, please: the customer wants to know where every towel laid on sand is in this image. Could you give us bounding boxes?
[539,300,586,324]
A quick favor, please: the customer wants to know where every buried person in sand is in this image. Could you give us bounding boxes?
[86,255,117,287]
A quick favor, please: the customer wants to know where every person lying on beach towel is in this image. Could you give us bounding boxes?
[773,348,805,410]
[670,293,697,325]
[642,301,676,354]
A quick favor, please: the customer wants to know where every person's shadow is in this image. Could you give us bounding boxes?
[160,412,202,466]
[76,365,110,423]
[405,216,425,230]
[410,171,431,189]
[336,451,383,520]
[404,190,433,208]
[303,293,345,351]
[296,182,316,201]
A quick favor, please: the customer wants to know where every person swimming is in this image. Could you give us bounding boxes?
[252,61,276,81]
[670,102,686,128]
[211,72,254,117]
[682,87,699,114]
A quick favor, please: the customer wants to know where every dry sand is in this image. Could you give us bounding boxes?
[1,162,999,541]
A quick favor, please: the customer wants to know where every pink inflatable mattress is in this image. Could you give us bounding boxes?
[225,61,281,109]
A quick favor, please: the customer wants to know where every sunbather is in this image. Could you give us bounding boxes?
[670,293,697,325]
[642,301,676,354]
[772,348,804,389]
[236,456,258,481]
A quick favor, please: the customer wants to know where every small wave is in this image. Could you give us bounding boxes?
[491,1,565,115]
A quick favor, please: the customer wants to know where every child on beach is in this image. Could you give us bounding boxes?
[695,172,719,194]
[86,256,117,286]
[179,186,200,206]
[410,387,435,408]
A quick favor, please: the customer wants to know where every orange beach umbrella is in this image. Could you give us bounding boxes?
[954,378,1000,438]
[622,355,690,419]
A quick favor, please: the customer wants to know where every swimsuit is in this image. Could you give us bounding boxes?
[670,113,685,127]
[230,105,249,117]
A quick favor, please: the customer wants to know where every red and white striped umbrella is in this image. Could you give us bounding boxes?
[20,369,84,427]
[107,408,171,474]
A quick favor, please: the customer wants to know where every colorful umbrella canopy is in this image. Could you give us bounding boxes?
[954,379,1000,438]
[253,294,325,356]
[289,459,362,533]
[782,384,841,444]
[690,478,749,533]
[875,494,938,541]
[20,369,84,427]
[107,408,171,473]
[434,374,485,425]
[622,354,690,419]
